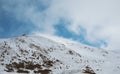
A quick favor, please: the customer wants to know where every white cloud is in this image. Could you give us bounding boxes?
[2,0,120,50]
[47,0,120,50]
[1,0,58,35]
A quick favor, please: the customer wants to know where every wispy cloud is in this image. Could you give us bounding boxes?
[49,0,120,50]
[1,0,120,50]
[1,0,56,34]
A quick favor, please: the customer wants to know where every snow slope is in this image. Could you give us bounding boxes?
[0,34,120,74]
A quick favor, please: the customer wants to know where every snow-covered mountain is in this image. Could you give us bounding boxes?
[0,34,120,74]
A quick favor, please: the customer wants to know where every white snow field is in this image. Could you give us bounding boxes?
[0,34,120,74]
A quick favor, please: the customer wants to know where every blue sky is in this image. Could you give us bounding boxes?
[0,8,39,38]
[0,0,120,50]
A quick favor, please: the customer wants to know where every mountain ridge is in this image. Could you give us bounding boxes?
[0,34,120,74]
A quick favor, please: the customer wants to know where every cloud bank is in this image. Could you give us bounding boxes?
[1,0,120,50]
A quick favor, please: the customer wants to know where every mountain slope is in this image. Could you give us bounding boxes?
[0,34,120,74]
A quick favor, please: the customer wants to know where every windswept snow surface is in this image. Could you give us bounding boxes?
[0,34,120,74]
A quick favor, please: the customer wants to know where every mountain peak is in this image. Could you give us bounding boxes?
[0,34,120,74]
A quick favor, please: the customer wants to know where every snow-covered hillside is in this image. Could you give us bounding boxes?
[0,34,120,74]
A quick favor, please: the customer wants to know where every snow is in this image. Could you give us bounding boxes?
[0,34,120,74]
